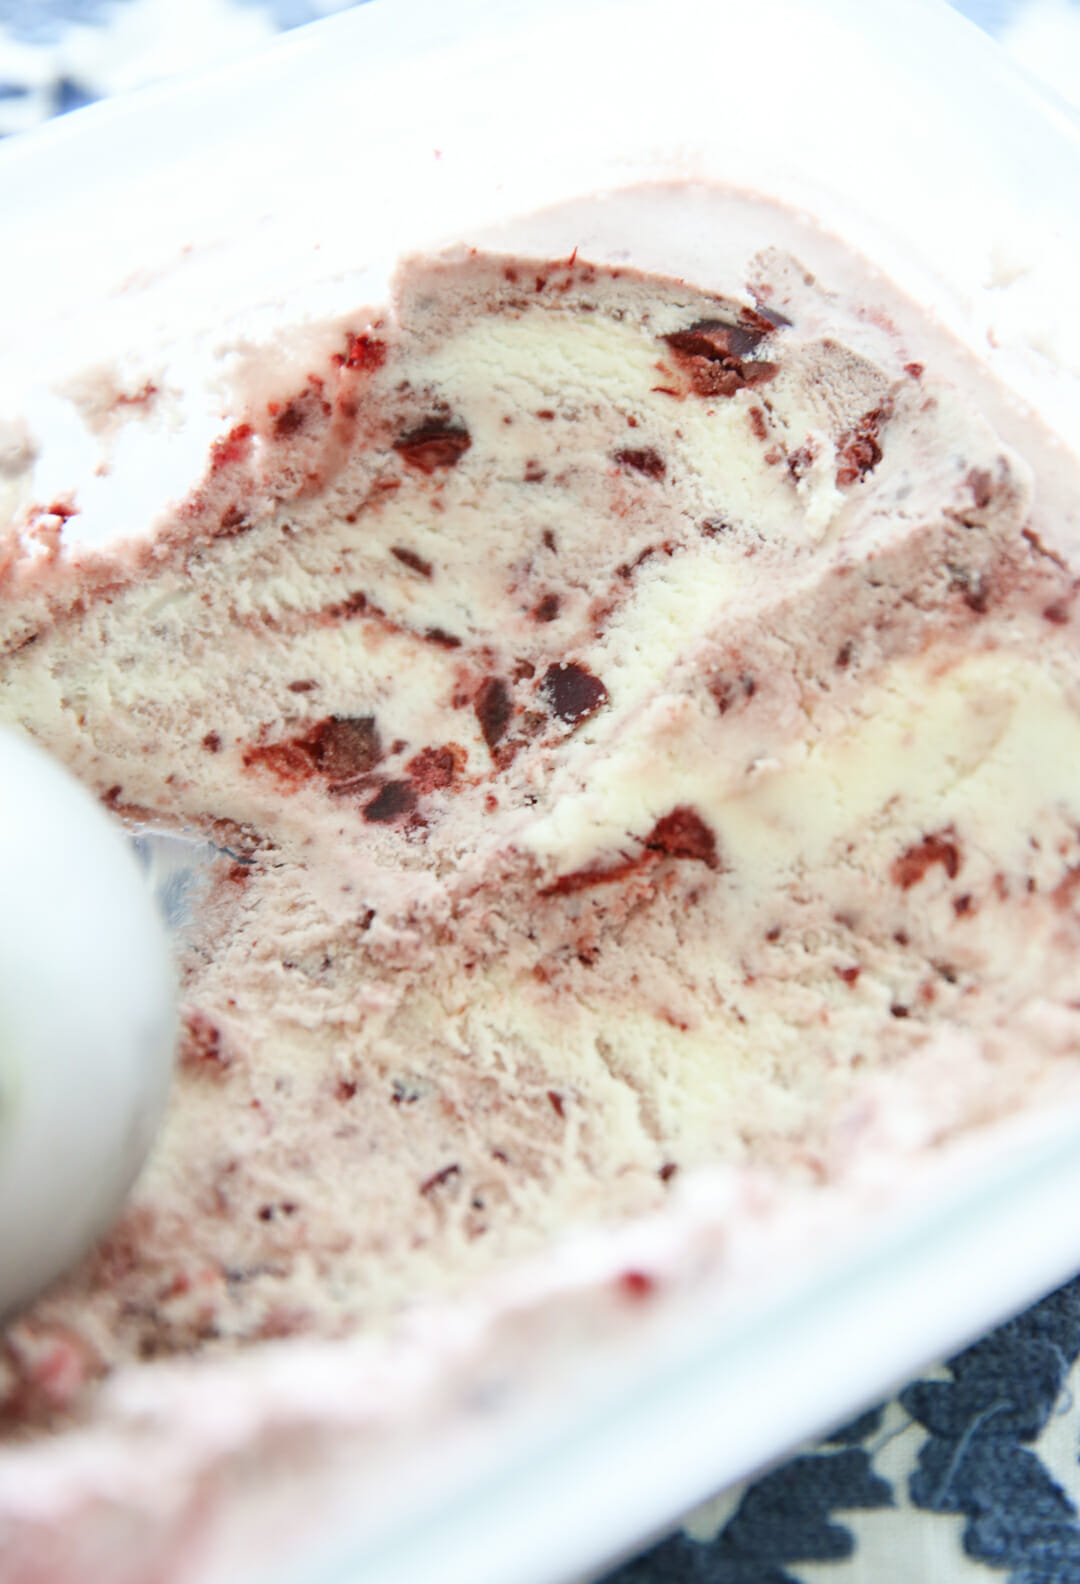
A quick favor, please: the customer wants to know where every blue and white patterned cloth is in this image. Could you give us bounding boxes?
[3,2,1080,1580]
[617,1284,1080,1584]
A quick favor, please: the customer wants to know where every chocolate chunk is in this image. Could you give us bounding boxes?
[665,319,767,360]
[245,715,381,791]
[325,590,370,620]
[613,447,666,480]
[306,716,383,781]
[362,780,417,823]
[475,677,513,749]
[836,403,891,486]
[645,807,719,869]
[891,831,961,890]
[393,420,471,474]
[744,302,792,332]
[836,433,882,485]
[287,679,319,692]
[202,731,222,754]
[533,593,561,622]
[663,320,780,399]
[391,545,433,578]
[424,627,462,648]
[541,662,608,724]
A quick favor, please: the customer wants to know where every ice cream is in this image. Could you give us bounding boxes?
[1,227,1080,1572]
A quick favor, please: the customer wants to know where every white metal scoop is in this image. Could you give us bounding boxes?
[0,729,177,1319]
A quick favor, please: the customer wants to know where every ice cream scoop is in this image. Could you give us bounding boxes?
[0,729,176,1319]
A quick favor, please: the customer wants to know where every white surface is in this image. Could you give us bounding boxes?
[0,2,1079,1583]
[0,729,176,1318]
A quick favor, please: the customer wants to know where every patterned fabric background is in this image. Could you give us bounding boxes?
[2,1,1080,1580]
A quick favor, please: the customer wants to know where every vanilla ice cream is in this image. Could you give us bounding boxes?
[1,233,1079,1449]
